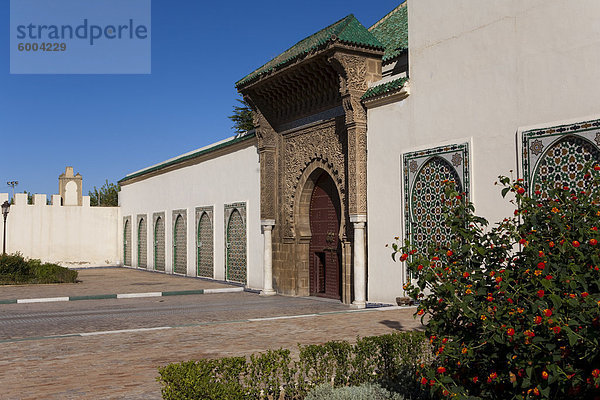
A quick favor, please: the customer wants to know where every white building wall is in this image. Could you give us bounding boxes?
[119,141,263,290]
[0,192,120,266]
[366,0,600,304]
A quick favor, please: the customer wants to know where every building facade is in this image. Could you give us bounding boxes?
[119,0,600,306]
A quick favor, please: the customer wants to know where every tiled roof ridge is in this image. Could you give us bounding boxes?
[361,76,408,100]
[119,131,257,184]
[236,14,383,87]
[369,1,407,32]
[235,14,354,87]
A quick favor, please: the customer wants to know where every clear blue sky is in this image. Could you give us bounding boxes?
[0,0,401,198]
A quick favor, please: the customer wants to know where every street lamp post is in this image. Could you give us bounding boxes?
[7,181,18,203]
[1,200,10,255]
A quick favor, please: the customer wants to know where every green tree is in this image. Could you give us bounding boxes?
[89,180,119,207]
[9,191,33,205]
[228,97,254,133]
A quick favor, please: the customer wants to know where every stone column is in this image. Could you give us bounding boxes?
[350,214,367,308]
[261,219,276,296]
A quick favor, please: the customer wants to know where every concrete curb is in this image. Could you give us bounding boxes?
[0,287,244,305]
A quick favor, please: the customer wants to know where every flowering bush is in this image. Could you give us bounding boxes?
[392,166,600,399]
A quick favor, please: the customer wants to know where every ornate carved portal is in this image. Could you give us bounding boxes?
[239,45,381,304]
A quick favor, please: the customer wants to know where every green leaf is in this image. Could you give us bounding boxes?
[549,294,562,309]
[565,328,578,346]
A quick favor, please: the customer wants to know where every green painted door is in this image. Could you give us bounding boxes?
[197,212,213,278]
[226,209,246,283]
[154,217,165,271]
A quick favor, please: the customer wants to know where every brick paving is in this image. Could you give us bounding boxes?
[0,267,424,399]
[0,307,423,400]
[0,267,232,300]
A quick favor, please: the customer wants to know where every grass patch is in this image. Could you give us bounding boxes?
[0,253,78,284]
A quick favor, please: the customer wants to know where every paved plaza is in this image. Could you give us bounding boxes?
[0,268,423,399]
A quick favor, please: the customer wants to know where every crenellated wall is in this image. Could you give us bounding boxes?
[0,192,120,267]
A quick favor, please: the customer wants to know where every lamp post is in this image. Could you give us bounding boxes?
[1,200,9,255]
[7,181,18,203]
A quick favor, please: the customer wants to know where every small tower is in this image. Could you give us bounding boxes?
[59,166,83,206]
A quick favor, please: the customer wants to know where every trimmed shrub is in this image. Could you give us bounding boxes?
[158,332,431,400]
[305,383,405,400]
[0,253,78,284]
[32,262,78,284]
[392,167,600,399]
[0,253,30,281]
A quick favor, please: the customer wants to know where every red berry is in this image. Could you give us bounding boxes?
[573,241,580,248]
[590,239,598,246]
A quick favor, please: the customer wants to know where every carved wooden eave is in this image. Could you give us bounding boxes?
[238,40,383,132]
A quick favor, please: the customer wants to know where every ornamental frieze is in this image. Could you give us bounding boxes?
[282,120,347,238]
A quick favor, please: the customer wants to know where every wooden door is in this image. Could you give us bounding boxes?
[309,173,341,300]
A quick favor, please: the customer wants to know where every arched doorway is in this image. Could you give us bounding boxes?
[123,219,131,266]
[309,172,342,300]
[226,208,247,284]
[138,218,147,268]
[197,212,214,278]
[173,214,187,274]
[154,216,165,271]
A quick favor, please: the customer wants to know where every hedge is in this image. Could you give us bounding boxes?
[158,331,432,400]
[0,253,78,284]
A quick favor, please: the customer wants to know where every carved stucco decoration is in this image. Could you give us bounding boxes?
[252,107,277,151]
[328,53,368,126]
[327,52,370,215]
[283,120,346,238]
[246,101,280,221]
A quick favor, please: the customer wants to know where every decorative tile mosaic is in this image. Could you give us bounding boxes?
[137,215,147,268]
[196,206,214,278]
[172,210,187,275]
[225,203,247,284]
[123,216,132,266]
[522,119,600,198]
[153,212,165,272]
[403,143,469,254]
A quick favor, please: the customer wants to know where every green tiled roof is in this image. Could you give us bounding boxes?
[236,14,384,87]
[369,2,408,62]
[361,77,408,100]
[119,131,256,184]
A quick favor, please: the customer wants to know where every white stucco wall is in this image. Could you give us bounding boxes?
[366,0,600,304]
[118,139,263,290]
[0,192,120,266]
